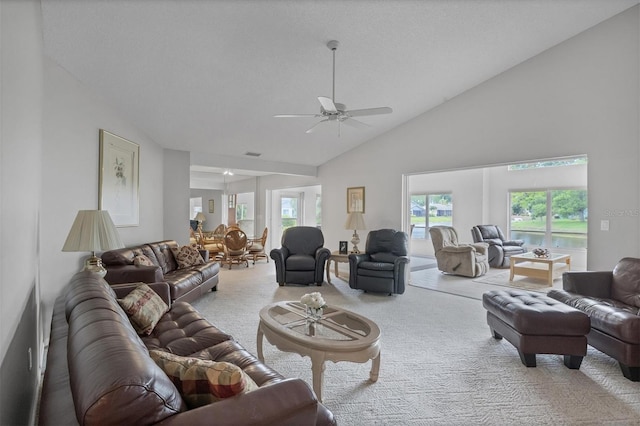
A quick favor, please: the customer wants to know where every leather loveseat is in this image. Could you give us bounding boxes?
[38,271,337,425]
[548,257,640,381]
[101,239,219,303]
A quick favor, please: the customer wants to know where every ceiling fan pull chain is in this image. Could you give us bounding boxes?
[332,46,336,102]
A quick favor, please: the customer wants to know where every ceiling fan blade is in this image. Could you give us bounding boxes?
[346,106,393,117]
[305,119,329,134]
[341,117,371,130]
[317,96,338,113]
[274,114,322,118]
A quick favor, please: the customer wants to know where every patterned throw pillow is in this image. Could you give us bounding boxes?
[149,350,259,408]
[133,254,154,266]
[117,284,169,335]
[175,244,205,269]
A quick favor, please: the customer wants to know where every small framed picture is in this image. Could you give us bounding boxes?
[339,241,348,254]
[228,194,236,209]
[208,199,215,213]
[347,186,365,213]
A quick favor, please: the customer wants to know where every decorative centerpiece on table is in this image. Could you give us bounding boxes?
[301,292,327,323]
[533,248,550,258]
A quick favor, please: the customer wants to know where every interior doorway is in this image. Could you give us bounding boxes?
[268,185,321,249]
[406,156,588,270]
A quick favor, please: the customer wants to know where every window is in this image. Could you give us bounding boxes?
[510,189,587,249]
[190,197,202,219]
[236,203,248,221]
[280,195,299,230]
[410,193,452,239]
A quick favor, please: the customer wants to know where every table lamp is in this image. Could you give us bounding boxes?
[62,210,124,277]
[344,212,366,254]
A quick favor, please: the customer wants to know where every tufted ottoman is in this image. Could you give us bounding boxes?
[482,289,590,369]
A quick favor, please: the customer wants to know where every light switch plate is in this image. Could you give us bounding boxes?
[600,220,609,231]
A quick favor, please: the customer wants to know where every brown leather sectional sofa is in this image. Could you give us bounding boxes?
[38,271,336,425]
[101,239,219,303]
[549,257,640,381]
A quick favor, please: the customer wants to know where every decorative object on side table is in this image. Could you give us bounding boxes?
[533,248,550,258]
[339,241,348,254]
[301,292,327,323]
[345,212,366,253]
[62,210,124,276]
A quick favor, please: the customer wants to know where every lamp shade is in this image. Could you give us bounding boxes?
[345,212,366,230]
[194,212,206,222]
[62,210,124,252]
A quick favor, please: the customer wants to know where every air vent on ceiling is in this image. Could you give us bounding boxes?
[245,151,262,157]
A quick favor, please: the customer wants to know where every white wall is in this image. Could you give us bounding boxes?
[0,0,43,380]
[40,59,166,340]
[163,149,190,244]
[319,6,639,271]
[190,188,224,231]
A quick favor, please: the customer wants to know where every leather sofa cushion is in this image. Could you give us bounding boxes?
[366,229,408,256]
[164,269,203,300]
[611,257,640,308]
[370,252,398,264]
[148,240,180,274]
[192,340,286,388]
[281,226,324,255]
[478,225,501,240]
[190,261,220,282]
[548,291,640,344]
[359,260,395,272]
[102,245,159,266]
[285,254,316,271]
[142,302,234,355]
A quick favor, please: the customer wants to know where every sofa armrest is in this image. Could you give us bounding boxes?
[104,264,164,284]
[111,282,172,306]
[503,239,524,246]
[562,271,613,299]
[156,378,332,426]
[441,245,476,254]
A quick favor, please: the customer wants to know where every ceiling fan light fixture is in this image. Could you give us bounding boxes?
[274,39,392,135]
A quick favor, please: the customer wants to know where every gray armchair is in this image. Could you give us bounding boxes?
[471,224,526,268]
[270,226,330,286]
[430,226,489,278]
[348,229,409,295]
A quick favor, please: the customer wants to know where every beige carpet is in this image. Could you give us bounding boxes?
[191,262,640,425]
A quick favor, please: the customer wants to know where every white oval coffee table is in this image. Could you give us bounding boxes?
[257,301,381,402]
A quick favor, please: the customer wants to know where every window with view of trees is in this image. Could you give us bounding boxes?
[410,193,452,239]
[510,189,587,249]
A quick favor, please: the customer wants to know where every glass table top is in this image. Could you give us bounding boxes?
[266,302,374,341]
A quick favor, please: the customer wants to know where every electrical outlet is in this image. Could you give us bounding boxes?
[600,220,609,231]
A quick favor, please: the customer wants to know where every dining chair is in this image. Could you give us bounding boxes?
[247,227,268,264]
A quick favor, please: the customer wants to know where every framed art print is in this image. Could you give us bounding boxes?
[209,199,215,213]
[347,186,365,213]
[339,241,348,254]
[99,129,140,227]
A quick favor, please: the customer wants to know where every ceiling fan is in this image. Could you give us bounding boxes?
[275,40,392,135]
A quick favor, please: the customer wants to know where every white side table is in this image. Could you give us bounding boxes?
[326,251,350,284]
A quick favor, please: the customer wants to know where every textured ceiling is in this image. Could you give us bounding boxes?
[41,0,639,180]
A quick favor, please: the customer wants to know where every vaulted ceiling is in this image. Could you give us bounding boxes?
[41,0,639,183]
